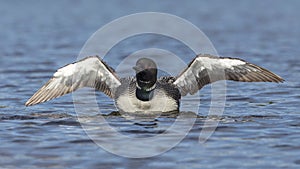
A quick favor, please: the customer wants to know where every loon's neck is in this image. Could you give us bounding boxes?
[136,83,156,101]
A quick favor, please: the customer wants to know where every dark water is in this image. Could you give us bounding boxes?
[1,0,300,168]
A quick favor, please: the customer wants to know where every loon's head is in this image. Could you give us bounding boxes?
[133,58,157,92]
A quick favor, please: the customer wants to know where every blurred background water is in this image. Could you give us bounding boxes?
[0,0,299,168]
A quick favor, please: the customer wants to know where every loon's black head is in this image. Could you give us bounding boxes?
[133,58,157,90]
[133,58,157,101]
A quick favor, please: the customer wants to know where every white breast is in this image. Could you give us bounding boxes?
[115,89,178,113]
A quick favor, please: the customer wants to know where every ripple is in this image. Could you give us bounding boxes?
[41,120,80,126]
[30,112,73,119]
[294,159,300,165]
[67,139,94,144]
[0,115,36,120]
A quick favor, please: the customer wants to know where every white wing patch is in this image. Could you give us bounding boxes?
[25,56,121,106]
[199,56,246,70]
[54,63,76,77]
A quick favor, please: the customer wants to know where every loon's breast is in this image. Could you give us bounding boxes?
[114,78,180,113]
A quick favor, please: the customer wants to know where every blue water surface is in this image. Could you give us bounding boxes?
[0,0,299,168]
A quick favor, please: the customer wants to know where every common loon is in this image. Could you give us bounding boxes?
[25,54,284,113]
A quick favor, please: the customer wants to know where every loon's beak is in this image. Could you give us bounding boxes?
[132,66,137,71]
[133,66,142,72]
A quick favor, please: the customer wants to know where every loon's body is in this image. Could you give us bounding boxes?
[114,77,180,113]
[25,54,284,113]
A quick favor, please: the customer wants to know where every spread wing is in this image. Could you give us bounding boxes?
[25,56,121,106]
[174,54,284,96]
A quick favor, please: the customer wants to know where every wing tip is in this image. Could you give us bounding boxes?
[275,77,285,83]
[25,98,41,106]
[25,100,34,107]
[265,70,285,83]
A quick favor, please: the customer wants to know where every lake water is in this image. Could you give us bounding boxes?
[0,0,300,168]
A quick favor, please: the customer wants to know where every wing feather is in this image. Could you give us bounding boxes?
[25,56,121,106]
[174,54,284,96]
